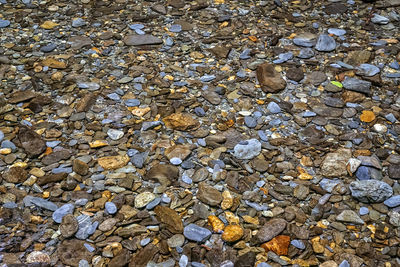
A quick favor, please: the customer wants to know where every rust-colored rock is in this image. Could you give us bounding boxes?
[163,113,200,131]
[360,110,375,123]
[260,235,290,255]
[256,63,286,93]
[208,215,225,233]
[98,155,130,170]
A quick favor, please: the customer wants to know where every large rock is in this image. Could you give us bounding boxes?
[315,34,336,52]
[18,126,46,157]
[197,182,223,206]
[154,206,183,234]
[233,139,262,160]
[129,244,158,267]
[124,34,162,46]
[388,164,400,179]
[342,77,372,95]
[183,223,212,242]
[145,164,179,188]
[255,218,287,244]
[57,239,94,266]
[256,63,286,93]
[349,180,393,203]
[320,148,352,177]
[336,210,364,225]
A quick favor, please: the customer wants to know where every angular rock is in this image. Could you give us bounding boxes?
[255,218,287,244]
[57,239,94,266]
[183,223,212,242]
[336,210,364,225]
[321,148,352,177]
[233,139,261,160]
[197,182,223,206]
[18,126,46,157]
[124,34,163,46]
[350,180,393,203]
[342,77,371,95]
[256,63,286,93]
[154,206,183,233]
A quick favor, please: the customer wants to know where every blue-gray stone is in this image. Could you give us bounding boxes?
[146,198,161,210]
[124,99,140,107]
[267,102,281,114]
[315,34,336,52]
[371,14,390,24]
[194,107,206,117]
[52,167,72,174]
[359,207,369,215]
[356,64,380,77]
[244,116,257,128]
[191,263,207,267]
[165,37,174,46]
[197,138,206,146]
[131,151,148,168]
[302,111,316,117]
[350,180,393,203]
[0,20,10,28]
[245,200,268,211]
[170,157,182,165]
[312,22,319,28]
[356,166,372,180]
[336,61,354,69]
[169,24,182,33]
[348,121,359,129]
[84,243,95,252]
[182,175,192,184]
[141,121,162,131]
[77,82,100,91]
[386,72,400,78]
[183,224,212,242]
[129,24,144,30]
[179,255,188,267]
[181,160,195,169]
[107,93,120,101]
[256,263,272,267]
[199,75,215,82]
[75,215,92,239]
[0,130,4,142]
[293,36,315,47]
[3,202,17,208]
[339,260,350,267]
[239,49,251,60]
[273,52,293,64]
[384,195,400,208]
[140,237,151,246]
[257,130,268,142]
[40,43,57,52]
[46,141,61,148]
[342,77,371,95]
[105,202,117,214]
[319,178,341,193]
[75,198,89,206]
[297,48,314,59]
[385,113,397,123]
[290,240,305,249]
[26,196,58,211]
[233,139,261,159]
[389,61,400,70]
[72,18,86,27]
[1,140,16,150]
[79,260,90,267]
[53,204,75,223]
[328,28,346,36]
[135,29,145,35]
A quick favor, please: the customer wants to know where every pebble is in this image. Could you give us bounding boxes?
[183,224,212,242]
[105,202,117,214]
[384,195,400,208]
[315,34,336,52]
[52,204,74,223]
[233,139,261,160]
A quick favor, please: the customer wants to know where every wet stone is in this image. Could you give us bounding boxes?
[183,224,212,242]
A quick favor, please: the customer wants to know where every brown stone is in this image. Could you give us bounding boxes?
[60,214,79,238]
[37,173,67,186]
[260,235,290,255]
[109,248,131,267]
[8,91,37,104]
[129,244,158,267]
[73,159,89,176]
[256,63,286,93]
[163,113,200,131]
[76,92,98,112]
[145,164,179,187]
[57,239,94,266]
[154,206,183,233]
[18,126,46,157]
[255,218,287,243]
[342,91,366,103]
[197,182,223,206]
[42,150,71,165]
[2,167,28,183]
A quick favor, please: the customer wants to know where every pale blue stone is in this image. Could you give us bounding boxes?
[124,99,140,107]
[0,19,10,28]
[357,64,380,77]
[389,61,400,70]
[239,49,251,60]
[79,259,90,267]
[84,243,95,252]
[339,260,350,267]
[384,195,400,207]
[267,102,281,114]
[105,202,117,214]
[297,48,314,59]
[200,75,215,82]
[302,111,316,117]
[319,178,341,193]
[107,93,120,101]
[359,207,369,215]
[135,29,145,35]
[290,239,305,249]
[385,113,397,123]
[371,14,389,24]
[129,24,144,30]
[0,130,4,142]
[146,198,161,210]
[315,34,336,52]
[1,140,16,150]
[328,28,346,36]
[140,237,151,246]
[179,255,188,267]
[53,204,74,223]
[170,24,182,33]
[273,52,293,64]
[183,224,212,242]
[182,175,192,184]
[72,18,86,27]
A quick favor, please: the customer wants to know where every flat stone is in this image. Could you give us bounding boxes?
[57,239,93,266]
[197,182,223,206]
[135,192,156,208]
[183,223,212,242]
[255,218,287,244]
[18,126,46,158]
[256,63,286,93]
[60,214,79,238]
[350,180,393,203]
[388,165,400,179]
[383,195,400,208]
[320,148,352,177]
[53,204,74,223]
[154,206,183,233]
[315,34,336,52]
[124,34,162,46]
[342,77,371,95]
[336,210,364,225]
[233,139,261,160]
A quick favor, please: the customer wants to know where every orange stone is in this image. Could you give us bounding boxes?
[360,110,375,123]
[260,235,290,256]
[221,224,243,242]
[163,113,200,131]
[208,215,225,233]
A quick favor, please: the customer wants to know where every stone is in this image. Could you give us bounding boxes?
[233,139,261,160]
[267,102,281,114]
[73,159,89,176]
[286,67,304,82]
[261,235,290,256]
[42,150,71,165]
[163,113,200,131]
[293,33,316,47]
[60,214,79,238]
[57,239,94,266]
[356,64,380,77]
[124,34,163,46]
[255,218,287,244]
[107,129,124,140]
[135,192,156,208]
[336,210,365,225]
[342,77,371,95]
[2,167,28,183]
[320,261,338,267]
[315,34,336,52]
[18,126,46,157]
[383,195,400,208]
[53,204,74,223]
[167,234,185,248]
[183,224,212,242]
[371,14,390,24]
[109,249,131,267]
[98,155,130,170]
[197,182,223,206]
[129,244,158,267]
[350,180,393,203]
[388,165,400,179]
[26,251,51,264]
[99,218,118,232]
[154,206,183,233]
[256,63,286,93]
[221,225,243,242]
[320,148,352,177]
[68,36,92,50]
[105,202,118,214]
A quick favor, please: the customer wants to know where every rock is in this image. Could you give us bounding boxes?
[356,64,380,77]
[255,218,287,243]
[2,167,28,183]
[234,252,256,267]
[18,126,46,157]
[293,33,316,47]
[336,210,365,225]
[371,14,390,24]
[163,113,200,131]
[388,165,400,179]
[105,202,118,214]
[167,234,185,248]
[73,159,89,176]
[267,102,282,114]
[320,148,352,177]
[124,34,163,46]
[315,34,336,52]
[233,139,261,160]
[208,215,225,233]
[197,182,223,206]
[26,251,51,264]
[42,150,71,165]
[350,180,393,203]
[0,19,11,28]
[307,71,327,85]
[109,249,131,267]
[383,195,400,208]
[320,261,338,267]
[286,67,304,82]
[221,225,244,242]
[98,155,130,170]
[68,36,92,50]
[183,224,212,242]
[98,218,118,232]
[256,63,287,93]
[135,192,156,208]
[145,164,179,188]
[129,244,158,267]
[57,239,94,266]
[8,90,37,103]
[342,77,371,95]
[53,204,74,223]
[107,129,124,140]
[260,235,290,256]
[154,206,183,233]
[60,214,79,238]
